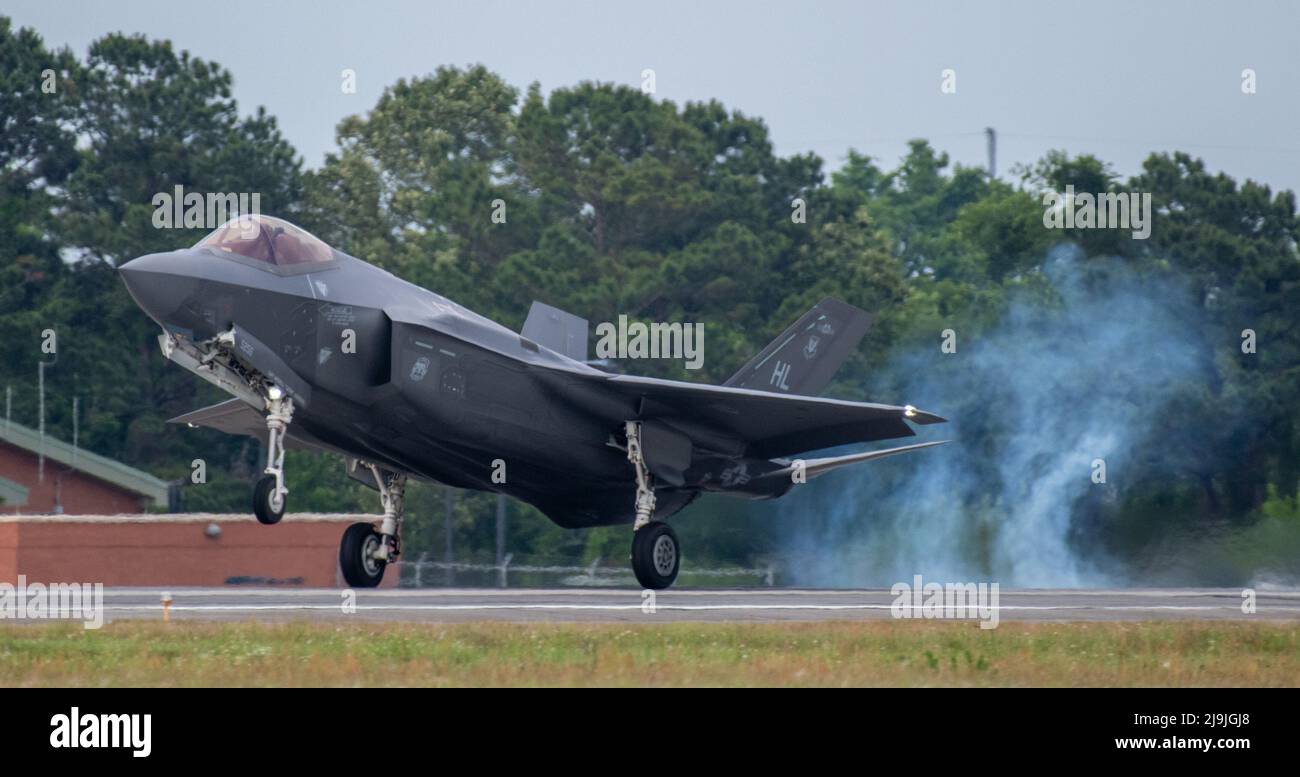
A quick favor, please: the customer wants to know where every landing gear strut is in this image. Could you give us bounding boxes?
[253,386,293,525]
[339,465,406,588]
[625,421,680,589]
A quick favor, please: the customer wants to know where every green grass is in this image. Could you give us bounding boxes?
[1,620,1297,687]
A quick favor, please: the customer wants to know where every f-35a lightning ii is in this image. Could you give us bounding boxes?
[119,215,946,589]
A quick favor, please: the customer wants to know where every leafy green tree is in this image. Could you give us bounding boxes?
[302,65,525,305]
[0,18,81,424]
[1,28,310,511]
[1130,152,1300,514]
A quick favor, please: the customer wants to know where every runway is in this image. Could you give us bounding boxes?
[43,586,1300,624]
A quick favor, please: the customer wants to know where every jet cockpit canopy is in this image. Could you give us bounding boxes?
[195,215,334,267]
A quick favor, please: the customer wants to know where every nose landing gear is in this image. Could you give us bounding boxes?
[253,386,293,525]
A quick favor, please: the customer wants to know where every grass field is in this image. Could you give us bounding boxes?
[1,620,1297,687]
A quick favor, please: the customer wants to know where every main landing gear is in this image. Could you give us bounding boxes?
[339,465,406,588]
[253,385,294,525]
[625,421,680,590]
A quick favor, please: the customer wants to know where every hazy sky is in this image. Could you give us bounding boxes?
[9,0,1299,194]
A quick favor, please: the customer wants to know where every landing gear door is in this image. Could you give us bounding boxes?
[229,324,312,407]
[640,421,693,487]
[346,458,404,492]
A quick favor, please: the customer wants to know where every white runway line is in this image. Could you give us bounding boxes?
[99,604,1300,613]
[95,587,1300,598]
[74,587,1300,622]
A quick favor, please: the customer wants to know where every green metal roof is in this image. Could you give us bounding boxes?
[0,475,28,507]
[0,420,169,507]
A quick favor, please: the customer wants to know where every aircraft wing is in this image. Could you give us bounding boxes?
[168,399,336,454]
[600,373,945,458]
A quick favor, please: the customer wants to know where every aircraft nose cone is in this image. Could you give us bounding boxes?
[119,252,191,323]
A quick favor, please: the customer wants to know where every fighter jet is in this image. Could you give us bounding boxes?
[119,214,947,589]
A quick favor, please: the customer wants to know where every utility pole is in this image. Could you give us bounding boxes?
[985,126,997,180]
[4,386,10,433]
[495,493,507,578]
[71,396,79,471]
[37,349,57,483]
[38,362,45,482]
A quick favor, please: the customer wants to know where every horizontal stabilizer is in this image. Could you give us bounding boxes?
[761,439,950,481]
[521,301,589,362]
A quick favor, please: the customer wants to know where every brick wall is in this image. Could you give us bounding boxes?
[0,514,396,587]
